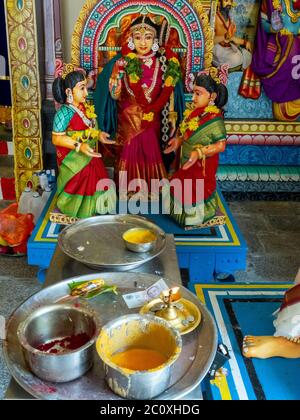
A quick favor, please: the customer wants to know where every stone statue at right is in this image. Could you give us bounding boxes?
[243,282,300,359]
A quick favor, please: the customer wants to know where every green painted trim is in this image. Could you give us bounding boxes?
[57,189,116,219]
[181,117,226,164]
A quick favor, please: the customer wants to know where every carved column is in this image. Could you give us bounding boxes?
[5,0,44,198]
[43,0,63,101]
[41,0,63,170]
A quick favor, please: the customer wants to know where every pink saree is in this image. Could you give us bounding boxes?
[114,57,167,194]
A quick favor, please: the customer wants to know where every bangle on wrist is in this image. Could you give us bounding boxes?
[196,147,203,160]
[168,111,178,119]
[196,147,206,176]
[74,141,82,153]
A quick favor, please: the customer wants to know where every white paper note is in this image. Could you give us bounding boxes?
[122,279,169,309]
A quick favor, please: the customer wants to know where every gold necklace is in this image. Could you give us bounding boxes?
[283,0,300,23]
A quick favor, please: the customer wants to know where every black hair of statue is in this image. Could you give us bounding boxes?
[52,71,85,104]
[194,74,228,108]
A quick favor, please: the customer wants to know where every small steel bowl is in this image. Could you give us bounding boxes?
[123,227,157,253]
[17,304,98,383]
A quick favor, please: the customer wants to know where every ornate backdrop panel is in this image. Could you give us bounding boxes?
[71,0,214,91]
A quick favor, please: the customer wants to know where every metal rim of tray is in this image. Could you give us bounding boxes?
[4,272,217,401]
[58,215,167,270]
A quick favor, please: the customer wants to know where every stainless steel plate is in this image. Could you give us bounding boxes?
[58,215,166,271]
[4,272,217,400]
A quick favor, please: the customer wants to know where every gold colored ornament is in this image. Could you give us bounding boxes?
[196,147,203,160]
[5,0,43,199]
[13,64,38,103]
[197,67,221,84]
[142,112,154,122]
[191,0,214,69]
[10,25,35,63]
[272,0,282,9]
[62,63,76,79]
[130,16,157,37]
[16,138,40,169]
[16,109,39,137]
[204,104,220,114]
[18,170,40,194]
[208,67,221,84]
[85,104,97,119]
[7,0,32,24]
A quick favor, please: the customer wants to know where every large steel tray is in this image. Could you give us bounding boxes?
[4,272,217,400]
[58,215,166,271]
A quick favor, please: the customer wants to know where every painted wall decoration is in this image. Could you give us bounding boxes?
[211,0,260,72]
[246,0,300,122]
[71,0,214,92]
[232,0,261,44]
[4,0,43,198]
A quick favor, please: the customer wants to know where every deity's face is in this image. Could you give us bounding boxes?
[221,0,233,9]
[193,85,214,109]
[132,30,155,56]
[70,79,88,105]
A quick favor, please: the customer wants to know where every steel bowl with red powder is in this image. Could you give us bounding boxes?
[17,304,98,382]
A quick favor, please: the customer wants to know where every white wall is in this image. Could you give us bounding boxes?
[61,0,86,62]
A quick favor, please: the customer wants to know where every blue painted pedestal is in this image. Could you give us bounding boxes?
[27,189,247,284]
[27,189,61,283]
[146,191,247,284]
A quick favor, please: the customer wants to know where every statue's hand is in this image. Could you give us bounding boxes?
[79,142,102,158]
[99,131,116,145]
[245,40,252,52]
[182,151,198,171]
[164,137,182,154]
[224,32,233,43]
[109,77,122,99]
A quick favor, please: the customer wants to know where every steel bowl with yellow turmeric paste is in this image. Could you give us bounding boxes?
[122,228,157,253]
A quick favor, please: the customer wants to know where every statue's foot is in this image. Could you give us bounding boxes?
[243,335,300,359]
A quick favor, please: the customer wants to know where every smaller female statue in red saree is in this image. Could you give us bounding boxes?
[164,72,228,228]
[52,70,116,218]
[95,15,185,198]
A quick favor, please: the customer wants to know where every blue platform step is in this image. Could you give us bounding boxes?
[28,189,247,284]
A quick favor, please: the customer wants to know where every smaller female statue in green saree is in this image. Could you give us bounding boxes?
[164,72,228,228]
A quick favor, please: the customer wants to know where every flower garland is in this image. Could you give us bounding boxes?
[179,105,220,137]
[70,104,100,147]
[122,45,182,122]
[85,104,97,120]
